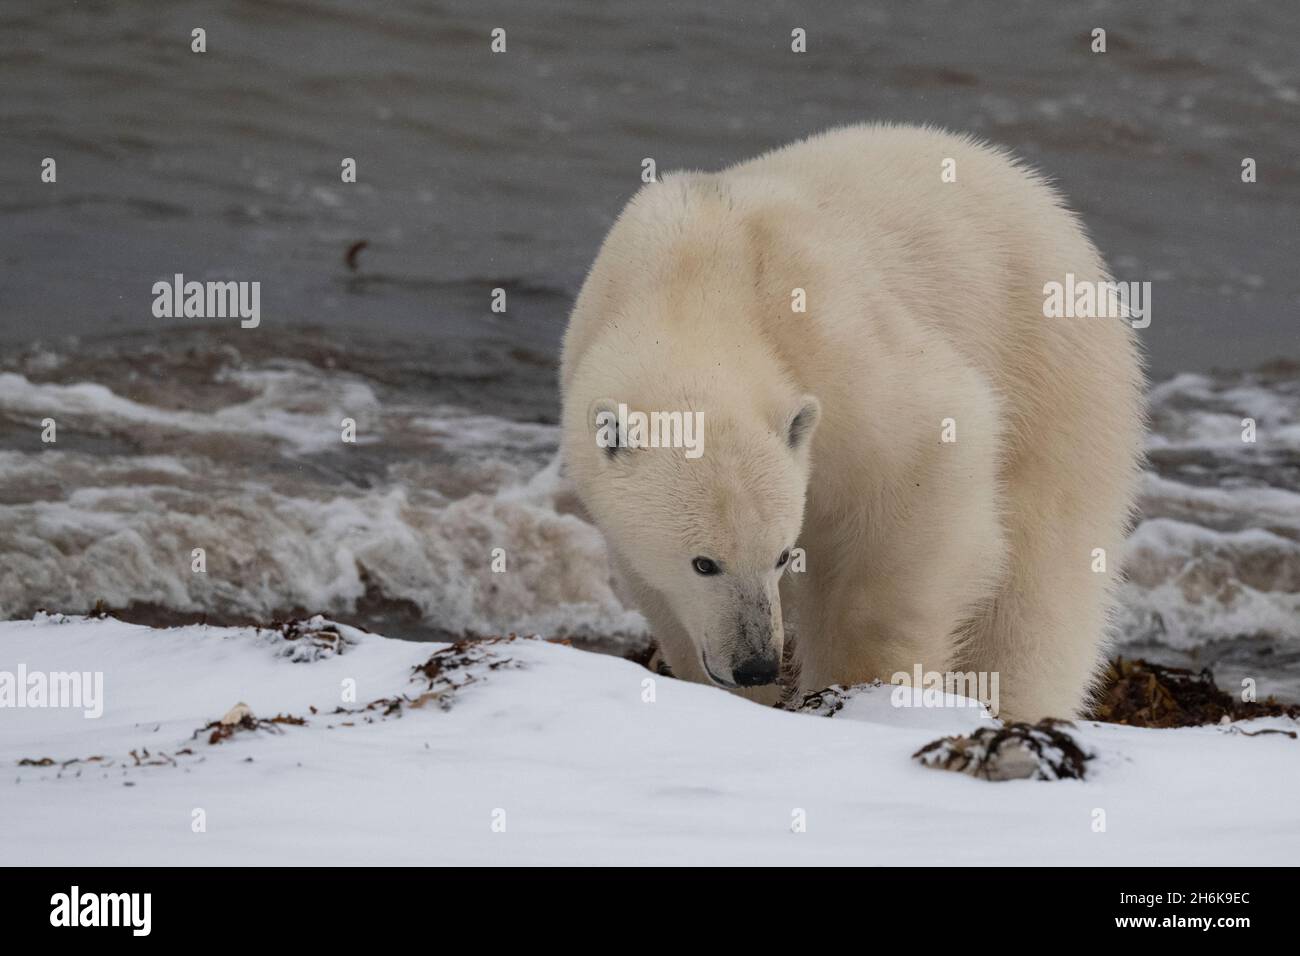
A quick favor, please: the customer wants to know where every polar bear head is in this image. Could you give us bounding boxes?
[561,174,822,688]
[570,390,820,688]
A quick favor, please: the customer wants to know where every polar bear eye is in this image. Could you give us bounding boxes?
[776,549,791,569]
[692,557,721,576]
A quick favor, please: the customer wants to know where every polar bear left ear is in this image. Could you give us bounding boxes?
[590,398,626,461]
[786,395,821,451]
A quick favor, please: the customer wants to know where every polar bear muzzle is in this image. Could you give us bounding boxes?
[701,585,783,688]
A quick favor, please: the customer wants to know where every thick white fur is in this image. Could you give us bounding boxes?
[560,124,1145,721]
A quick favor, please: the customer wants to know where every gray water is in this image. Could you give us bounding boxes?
[2,0,1298,374]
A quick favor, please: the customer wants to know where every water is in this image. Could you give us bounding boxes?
[1,1,1297,696]
[4,0,1298,372]
[1120,364,1300,699]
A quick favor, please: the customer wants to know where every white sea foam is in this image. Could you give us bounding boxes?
[0,348,643,641]
[1119,516,1300,648]
[0,451,643,640]
[0,368,380,454]
[1146,372,1300,452]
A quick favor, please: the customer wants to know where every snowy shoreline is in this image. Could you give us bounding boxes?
[4,614,1297,866]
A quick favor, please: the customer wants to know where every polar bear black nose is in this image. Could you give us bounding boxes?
[732,655,780,687]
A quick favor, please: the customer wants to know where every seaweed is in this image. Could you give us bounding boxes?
[18,754,111,769]
[913,719,1092,781]
[623,642,660,671]
[792,684,856,718]
[260,615,361,662]
[407,635,525,711]
[327,634,538,719]
[1087,657,1300,728]
[194,702,307,745]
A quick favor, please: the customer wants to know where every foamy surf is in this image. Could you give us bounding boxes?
[0,329,643,648]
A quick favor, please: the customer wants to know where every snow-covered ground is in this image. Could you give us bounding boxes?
[3,615,1297,865]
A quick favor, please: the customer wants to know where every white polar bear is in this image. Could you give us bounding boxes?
[560,124,1145,721]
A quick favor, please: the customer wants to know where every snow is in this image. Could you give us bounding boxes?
[3,615,1297,865]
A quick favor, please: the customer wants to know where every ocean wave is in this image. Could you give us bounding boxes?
[1120,515,1300,649]
[0,341,642,644]
[0,446,643,642]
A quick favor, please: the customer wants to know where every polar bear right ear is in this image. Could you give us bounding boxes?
[590,398,626,461]
[786,395,821,451]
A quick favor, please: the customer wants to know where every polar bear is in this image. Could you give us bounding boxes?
[560,124,1145,721]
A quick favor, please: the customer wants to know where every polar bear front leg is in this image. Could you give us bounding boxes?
[955,537,1116,723]
[825,609,965,698]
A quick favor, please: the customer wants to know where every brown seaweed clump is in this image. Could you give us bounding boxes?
[194,701,307,745]
[913,719,1092,781]
[260,616,360,663]
[1088,658,1300,729]
[407,635,525,708]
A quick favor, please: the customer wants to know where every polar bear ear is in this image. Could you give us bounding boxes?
[590,398,626,461]
[786,396,821,451]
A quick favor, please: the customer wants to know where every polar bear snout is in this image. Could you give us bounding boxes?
[704,642,781,689]
[730,652,781,688]
[701,587,784,688]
